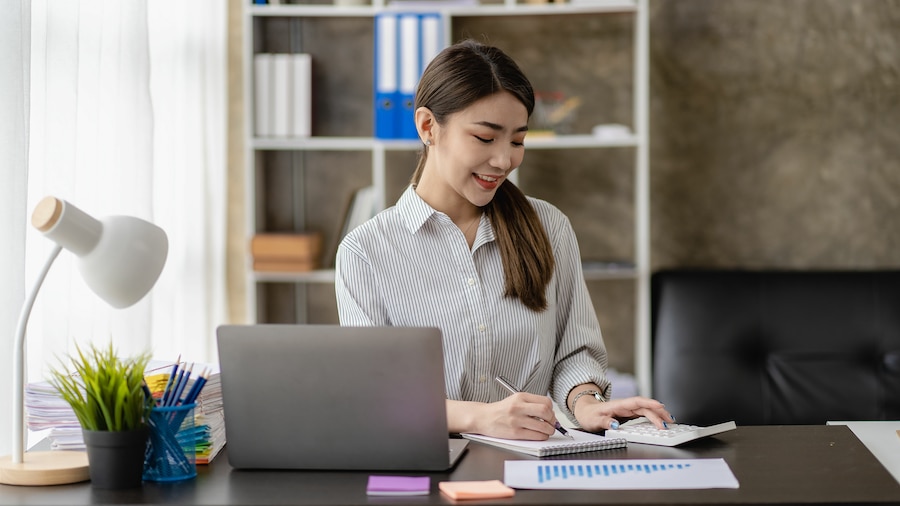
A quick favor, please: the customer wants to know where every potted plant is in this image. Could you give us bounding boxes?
[48,342,153,489]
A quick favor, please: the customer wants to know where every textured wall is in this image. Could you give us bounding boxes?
[238,0,900,372]
[650,0,900,269]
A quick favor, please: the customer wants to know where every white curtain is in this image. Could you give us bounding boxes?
[18,0,227,433]
[0,0,31,457]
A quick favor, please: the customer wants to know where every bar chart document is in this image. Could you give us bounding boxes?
[504,459,739,490]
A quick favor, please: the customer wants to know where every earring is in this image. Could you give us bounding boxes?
[424,139,432,146]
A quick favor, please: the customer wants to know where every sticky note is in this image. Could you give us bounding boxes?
[366,475,430,496]
[438,480,515,500]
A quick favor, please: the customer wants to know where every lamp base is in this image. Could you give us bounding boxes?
[0,451,90,486]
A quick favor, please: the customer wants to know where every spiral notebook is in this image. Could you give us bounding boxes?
[461,429,626,457]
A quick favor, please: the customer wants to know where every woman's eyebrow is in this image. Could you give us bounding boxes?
[473,120,529,133]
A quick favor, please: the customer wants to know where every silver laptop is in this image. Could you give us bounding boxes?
[216,324,468,471]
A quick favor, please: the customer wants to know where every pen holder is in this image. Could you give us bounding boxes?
[143,403,197,482]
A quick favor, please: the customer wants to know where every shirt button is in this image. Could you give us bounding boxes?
[467,278,475,286]
[477,324,486,332]
[479,375,487,383]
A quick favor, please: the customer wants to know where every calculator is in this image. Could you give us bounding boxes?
[605,417,737,447]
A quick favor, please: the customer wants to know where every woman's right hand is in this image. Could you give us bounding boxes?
[446,394,559,440]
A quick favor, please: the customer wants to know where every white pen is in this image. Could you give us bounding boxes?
[495,375,574,439]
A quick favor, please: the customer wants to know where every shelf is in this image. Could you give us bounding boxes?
[252,133,639,151]
[248,1,637,18]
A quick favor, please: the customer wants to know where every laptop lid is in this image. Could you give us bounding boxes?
[216,324,466,471]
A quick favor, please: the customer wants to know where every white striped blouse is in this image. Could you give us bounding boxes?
[335,185,611,423]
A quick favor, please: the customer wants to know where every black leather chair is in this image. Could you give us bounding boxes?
[651,269,900,426]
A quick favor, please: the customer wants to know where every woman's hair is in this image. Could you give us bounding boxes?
[411,40,555,312]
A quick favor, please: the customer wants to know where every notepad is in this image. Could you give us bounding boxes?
[461,429,626,457]
[366,475,430,496]
[439,480,515,500]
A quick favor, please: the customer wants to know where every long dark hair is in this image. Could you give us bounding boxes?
[411,40,554,312]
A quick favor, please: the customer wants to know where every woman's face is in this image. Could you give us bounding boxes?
[418,91,529,213]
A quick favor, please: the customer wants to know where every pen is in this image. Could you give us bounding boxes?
[495,375,573,439]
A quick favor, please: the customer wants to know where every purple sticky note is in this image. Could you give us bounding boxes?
[366,475,431,496]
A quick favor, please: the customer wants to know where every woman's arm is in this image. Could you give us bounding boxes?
[567,383,674,431]
[446,394,561,440]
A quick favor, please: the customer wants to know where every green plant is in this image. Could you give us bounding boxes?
[48,342,153,432]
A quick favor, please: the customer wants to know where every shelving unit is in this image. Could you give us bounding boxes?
[242,0,651,395]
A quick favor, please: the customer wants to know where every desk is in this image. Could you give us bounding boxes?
[828,421,900,485]
[2,425,899,505]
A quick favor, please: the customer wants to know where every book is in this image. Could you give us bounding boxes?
[252,259,318,272]
[250,233,323,260]
[461,429,626,457]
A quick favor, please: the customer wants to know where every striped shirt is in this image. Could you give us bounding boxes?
[335,185,610,422]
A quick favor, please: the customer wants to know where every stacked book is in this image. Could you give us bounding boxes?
[25,360,226,465]
[251,232,323,272]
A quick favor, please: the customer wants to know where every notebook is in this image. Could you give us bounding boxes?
[461,429,626,457]
[216,324,468,471]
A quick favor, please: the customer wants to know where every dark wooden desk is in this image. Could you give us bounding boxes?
[2,425,899,505]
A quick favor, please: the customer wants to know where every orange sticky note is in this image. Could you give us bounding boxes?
[439,480,515,500]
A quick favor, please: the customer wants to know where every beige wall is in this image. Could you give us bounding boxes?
[227,0,900,372]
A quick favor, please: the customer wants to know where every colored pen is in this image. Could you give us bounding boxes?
[160,355,181,406]
[495,375,573,439]
[169,364,194,406]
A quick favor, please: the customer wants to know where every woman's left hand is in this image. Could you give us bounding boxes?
[573,395,674,432]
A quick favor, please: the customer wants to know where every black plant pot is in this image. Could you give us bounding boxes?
[82,428,149,489]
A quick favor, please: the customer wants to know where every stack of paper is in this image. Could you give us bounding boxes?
[24,381,84,451]
[25,359,226,464]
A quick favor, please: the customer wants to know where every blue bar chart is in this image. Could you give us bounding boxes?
[504,459,739,490]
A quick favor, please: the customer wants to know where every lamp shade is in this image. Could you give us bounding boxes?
[31,196,168,308]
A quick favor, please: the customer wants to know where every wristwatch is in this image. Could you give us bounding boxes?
[570,389,603,412]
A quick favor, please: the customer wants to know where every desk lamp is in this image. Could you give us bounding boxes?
[0,196,168,486]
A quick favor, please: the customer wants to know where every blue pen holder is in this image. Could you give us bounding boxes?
[143,403,197,482]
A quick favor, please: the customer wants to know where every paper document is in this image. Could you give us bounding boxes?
[504,458,739,490]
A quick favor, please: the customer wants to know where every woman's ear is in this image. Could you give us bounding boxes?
[415,106,435,144]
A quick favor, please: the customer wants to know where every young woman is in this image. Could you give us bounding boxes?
[336,39,672,440]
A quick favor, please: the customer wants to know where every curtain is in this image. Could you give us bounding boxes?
[0,0,30,457]
[23,0,227,397]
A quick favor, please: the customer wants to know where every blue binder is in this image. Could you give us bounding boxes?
[374,12,445,140]
[374,13,399,139]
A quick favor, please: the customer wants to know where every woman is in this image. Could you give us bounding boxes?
[336,39,672,440]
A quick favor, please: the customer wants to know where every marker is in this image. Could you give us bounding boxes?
[495,375,573,439]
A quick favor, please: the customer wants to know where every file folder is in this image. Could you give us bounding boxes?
[253,54,272,138]
[374,13,398,139]
[397,14,420,140]
[291,53,312,138]
[271,53,292,137]
[373,12,445,140]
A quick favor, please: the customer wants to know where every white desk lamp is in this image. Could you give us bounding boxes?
[0,196,168,486]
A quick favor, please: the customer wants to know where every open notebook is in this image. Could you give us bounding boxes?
[462,429,626,457]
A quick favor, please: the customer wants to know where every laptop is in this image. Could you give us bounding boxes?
[216,324,468,471]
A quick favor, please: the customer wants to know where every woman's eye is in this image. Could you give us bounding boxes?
[474,136,493,144]
[512,141,525,147]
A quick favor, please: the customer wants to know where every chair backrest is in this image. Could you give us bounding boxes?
[651,269,900,426]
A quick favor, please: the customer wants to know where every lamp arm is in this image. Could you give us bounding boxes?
[12,244,62,464]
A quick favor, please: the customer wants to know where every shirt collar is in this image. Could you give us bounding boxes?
[397,185,437,234]
[397,185,497,247]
